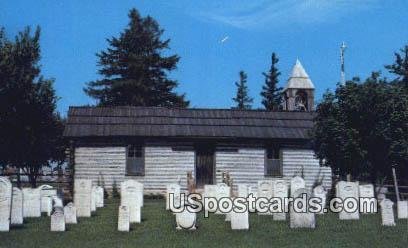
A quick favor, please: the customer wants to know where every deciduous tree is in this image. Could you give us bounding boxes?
[0,27,64,187]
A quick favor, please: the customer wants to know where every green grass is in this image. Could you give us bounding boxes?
[1,199,407,248]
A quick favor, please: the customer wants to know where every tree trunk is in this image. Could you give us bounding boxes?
[16,168,21,188]
[29,168,38,188]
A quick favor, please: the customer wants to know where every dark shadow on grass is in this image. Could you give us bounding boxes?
[10,224,26,230]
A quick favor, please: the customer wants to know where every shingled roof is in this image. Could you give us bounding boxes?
[63,106,315,140]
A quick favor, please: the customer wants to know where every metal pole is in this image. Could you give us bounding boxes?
[392,166,400,202]
[340,42,346,85]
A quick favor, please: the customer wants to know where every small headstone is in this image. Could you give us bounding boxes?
[0,177,12,231]
[118,205,130,232]
[273,179,288,220]
[230,210,249,230]
[215,183,230,214]
[11,187,23,225]
[359,184,375,214]
[397,201,408,219]
[257,180,273,214]
[91,186,97,212]
[38,185,57,216]
[95,186,104,208]
[166,184,181,210]
[336,181,359,220]
[120,180,143,223]
[376,186,387,202]
[203,185,218,198]
[237,184,249,197]
[74,179,92,217]
[313,185,327,214]
[64,202,77,224]
[176,208,196,230]
[51,207,65,232]
[53,196,63,208]
[380,199,395,226]
[290,188,315,229]
[22,187,41,217]
[290,176,305,197]
[203,185,218,212]
[248,186,257,213]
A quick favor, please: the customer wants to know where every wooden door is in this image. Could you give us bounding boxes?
[195,145,214,188]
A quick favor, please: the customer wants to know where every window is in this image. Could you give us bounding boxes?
[265,147,282,177]
[126,145,144,176]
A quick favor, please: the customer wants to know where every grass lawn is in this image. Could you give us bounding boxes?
[1,199,407,248]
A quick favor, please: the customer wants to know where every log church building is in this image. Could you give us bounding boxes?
[64,60,332,194]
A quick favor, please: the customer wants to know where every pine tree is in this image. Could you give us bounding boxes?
[261,53,282,110]
[232,71,253,110]
[84,8,189,107]
[385,45,408,88]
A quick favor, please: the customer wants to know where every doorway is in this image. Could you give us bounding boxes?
[195,144,215,188]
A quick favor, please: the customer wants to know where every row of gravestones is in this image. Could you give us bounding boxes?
[0,177,105,232]
[117,180,143,232]
[336,181,408,225]
[165,176,408,230]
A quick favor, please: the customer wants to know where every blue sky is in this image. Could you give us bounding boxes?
[1,0,407,115]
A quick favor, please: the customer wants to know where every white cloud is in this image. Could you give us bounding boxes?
[196,0,379,29]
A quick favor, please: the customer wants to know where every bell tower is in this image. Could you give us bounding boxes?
[282,59,315,111]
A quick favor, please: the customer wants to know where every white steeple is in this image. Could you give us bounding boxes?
[284,59,315,90]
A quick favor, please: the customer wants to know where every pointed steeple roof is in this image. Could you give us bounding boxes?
[284,59,315,90]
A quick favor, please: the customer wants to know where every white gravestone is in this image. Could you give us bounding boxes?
[359,184,375,214]
[273,179,288,220]
[230,209,249,230]
[215,183,230,214]
[95,186,104,208]
[120,180,143,223]
[397,201,408,219]
[290,188,315,229]
[0,177,12,231]
[237,184,249,197]
[203,185,218,212]
[74,179,92,217]
[51,207,65,232]
[236,184,254,215]
[91,186,97,212]
[38,185,57,216]
[166,184,181,211]
[64,202,77,224]
[248,186,257,213]
[337,181,359,220]
[11,187,23,225]
[290,176,305,197]
[53,196,63,208]
[22,188,41,217]
[313,185,327,214]
[118,205,130,232]
[176,208,196,230]
[257,180,273,214]
[203,185,218,198]
[380,199,395,226]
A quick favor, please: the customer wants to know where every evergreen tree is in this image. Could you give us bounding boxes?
[261,53,282,110]
[84,8,189,107]
[0,27,65,187]
[385,45,408,88]
[232,71,253,110]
